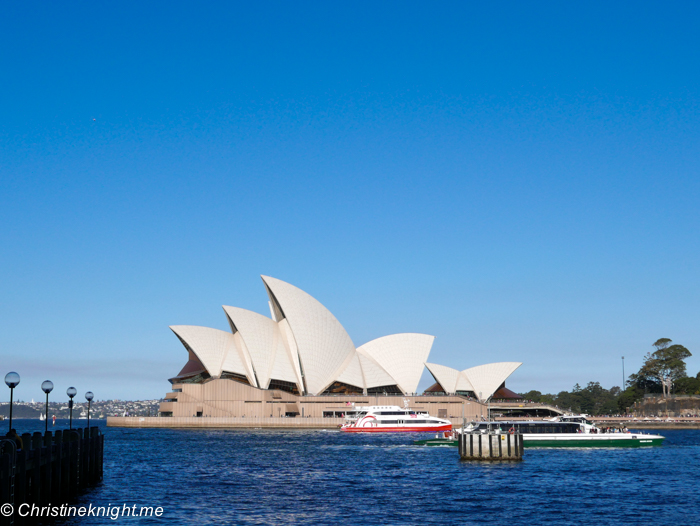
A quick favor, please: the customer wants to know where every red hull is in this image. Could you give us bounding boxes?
[341,424,452,433]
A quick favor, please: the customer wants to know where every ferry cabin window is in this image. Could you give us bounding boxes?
[483,423,581,434]
[382,420,429,424]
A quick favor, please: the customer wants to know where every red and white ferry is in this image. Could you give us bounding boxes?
[340,404,452,433]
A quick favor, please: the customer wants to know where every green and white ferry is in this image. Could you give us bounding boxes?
[414,415,665,448]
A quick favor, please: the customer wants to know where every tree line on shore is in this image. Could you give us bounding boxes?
[521,338,699,415]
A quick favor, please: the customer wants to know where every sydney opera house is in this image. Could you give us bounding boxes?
[156,276,522,422]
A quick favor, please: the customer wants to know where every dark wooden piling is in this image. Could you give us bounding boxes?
[0,427,103,526]
[0,440,16,511]
[459,432,523,461]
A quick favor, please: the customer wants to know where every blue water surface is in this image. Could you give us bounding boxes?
[7,419,700,525]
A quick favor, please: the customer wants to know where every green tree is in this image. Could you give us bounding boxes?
[555,390,580,413]
[630,339,692,397]
[576,382,620,415]
[520,390,543,402]
[674,376,700,395]
[539,393,556,406]
[653,338,672,350]
[617,385,644,413]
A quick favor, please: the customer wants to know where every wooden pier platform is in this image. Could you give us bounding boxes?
[0,427,103,526]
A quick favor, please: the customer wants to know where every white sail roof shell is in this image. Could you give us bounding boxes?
[455,371,475,392]
[335,353,365,389]
[223,306,274,388]
[335,349,402,391]
[222,306,303,390]
[357,333,434,394]
[277,318,305,391]
[268,330,301,388]
[228,332,258,387]
[169,276,451,397]
[169,325,254,384]
[357,350,399,389]
[425,362,460,393]
[261,275,356,395]
[462,362,522,402]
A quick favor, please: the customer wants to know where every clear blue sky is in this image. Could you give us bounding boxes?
[1,2,699,402]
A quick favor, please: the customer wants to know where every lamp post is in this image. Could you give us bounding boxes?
[5,372,20,432]
[622,356,625,390]
[66,387,77,429]
[461,401,471,430]
[41,380,54,433]
[85,391,94,430]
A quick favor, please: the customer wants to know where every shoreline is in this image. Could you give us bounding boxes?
[106,416,700,430]
[107,416,345,429]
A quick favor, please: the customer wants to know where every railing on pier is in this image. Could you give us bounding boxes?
[0,427,104,526]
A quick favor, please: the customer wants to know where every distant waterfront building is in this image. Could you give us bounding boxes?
[158,276,522,419]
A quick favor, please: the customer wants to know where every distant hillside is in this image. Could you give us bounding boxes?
[0,399,162,418]
[0,404,41,418]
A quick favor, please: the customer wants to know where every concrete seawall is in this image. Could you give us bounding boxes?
[108,416,346,429]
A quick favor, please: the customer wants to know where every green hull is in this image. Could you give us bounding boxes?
[523,437,664,448]
[413,437,664,448]
[413,438,458,447]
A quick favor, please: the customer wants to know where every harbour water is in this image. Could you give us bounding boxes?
[9,419,700,525]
